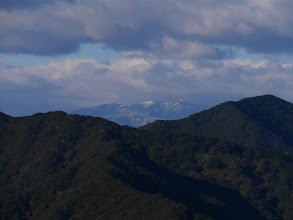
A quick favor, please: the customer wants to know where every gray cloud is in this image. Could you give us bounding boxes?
[0,0,75,10]
[1,0,293,57]
[1,54,293,115]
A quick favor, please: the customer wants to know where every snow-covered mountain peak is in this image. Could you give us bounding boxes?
[141,100,155,107]
[71,99,204,127]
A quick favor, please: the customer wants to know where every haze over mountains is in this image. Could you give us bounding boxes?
[71,99,203,127]
[0,95,293,219]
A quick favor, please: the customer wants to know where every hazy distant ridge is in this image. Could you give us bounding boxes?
[71,99,203,127]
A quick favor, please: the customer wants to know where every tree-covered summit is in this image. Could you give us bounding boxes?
[142,95,293,158]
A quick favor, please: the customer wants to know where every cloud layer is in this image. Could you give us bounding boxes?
[2,0,293,115]
[2,0,293,57]
[1,53,293,115]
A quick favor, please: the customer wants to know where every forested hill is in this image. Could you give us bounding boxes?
[0,111,292,219]
[142,95,293,158]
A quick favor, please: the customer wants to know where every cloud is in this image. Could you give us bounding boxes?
[0,0,57,10]
[1,0,293,56]
[1,52,293,115]
[157,36,232,59]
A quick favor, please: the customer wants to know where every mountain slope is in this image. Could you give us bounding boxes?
[142,95,293,158]
[71,99,202,127]
[0,111,292,219]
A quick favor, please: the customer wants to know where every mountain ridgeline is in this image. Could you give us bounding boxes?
[71,99,203,127]
[0,105,292,219]
[143,95,293,158]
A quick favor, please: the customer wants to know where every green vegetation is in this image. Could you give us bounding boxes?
[0,98,292,219]
[142,95,293,158]
[134,130,293,219]
[0,112,188,219]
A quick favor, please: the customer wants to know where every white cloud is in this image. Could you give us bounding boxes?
[1,53,293,115]
[224,59,270,68]
[161,36,218,59]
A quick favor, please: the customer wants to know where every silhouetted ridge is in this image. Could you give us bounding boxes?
[142,95,293,158]
[0,112,9,118]
[238,94,286,105]
[0,109,292,219]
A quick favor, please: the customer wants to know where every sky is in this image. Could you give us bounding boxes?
[1,0,293,116]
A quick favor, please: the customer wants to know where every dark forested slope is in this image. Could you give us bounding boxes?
[142,95,293,158]
[0,111,292,219]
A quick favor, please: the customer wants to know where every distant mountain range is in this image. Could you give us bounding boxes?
[71,99,203,127]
